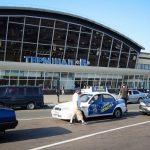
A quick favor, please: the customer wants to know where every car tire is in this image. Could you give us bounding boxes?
[27,102,35,110]
[138,98,143,103]
[141,112,147,115]
[0,102,4,106]
[113,108,122,118]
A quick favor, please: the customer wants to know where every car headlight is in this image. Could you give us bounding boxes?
[140,102,146,106]
[61,107,70,111]
[146,103,150,107]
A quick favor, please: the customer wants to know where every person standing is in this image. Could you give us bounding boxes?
[69,88,87,125]
[61,85,65,95]
[119,83,128,110]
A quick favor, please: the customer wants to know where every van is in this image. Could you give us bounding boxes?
[0,86,44,110]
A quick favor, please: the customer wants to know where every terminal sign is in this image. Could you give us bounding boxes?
[24,56,90,66]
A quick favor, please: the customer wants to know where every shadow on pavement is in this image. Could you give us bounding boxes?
[85,111,141,125]
[0,126,71,143]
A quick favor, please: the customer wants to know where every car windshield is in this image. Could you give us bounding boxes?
[80,94,93,102]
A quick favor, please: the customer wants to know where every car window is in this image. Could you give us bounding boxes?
[128,91,132,95]
[0,87,7,97]
[102,94,115,102]
[133,91,139,94]
[80,94,92,102]
[7,87,17,96]
[146,93,150,98]
[89,94,102,104]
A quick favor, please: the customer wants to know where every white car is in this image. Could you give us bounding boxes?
[128,90,145,103]
[139,93,150,115]
[51,92,127,120]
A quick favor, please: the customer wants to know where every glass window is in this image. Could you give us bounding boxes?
[0,17,8,40]
[81,26,92,33]
[26,17,40,25]
[0,40,5,61]
[5,42,21,62]
[99,50,110,67]
[55,20,67,29]
[37,44,51,56]
[67,31,79,47]
[7,87,17,97]
[0,87,7,97]
[39,27,53,44]
[79,33,91,48]
[128,53,137,68]
[109,60,118,67]
[9,17,24,23]
[28,71,37,79]
[122,44,130,53]
[102,35,112,50]
[53,29,67,46]
[133,90,139,94]
[64,47,77,60]
[77,48,89,60]
[91,31,103,49]
[7,23,23,41]
[41,18,54,27]
[51,45,64,59]
[112,39,121,52]
[102,94,115,102]
[21,43,37,61]
[110,52,120,60]
[69,23,80,31]
[89,50,99,66]
[119,53,128,68]
[24,25,39,43]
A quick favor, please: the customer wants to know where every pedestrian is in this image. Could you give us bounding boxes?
[61,85,65,95]
[119,83,128,110]
[69,88,87,125]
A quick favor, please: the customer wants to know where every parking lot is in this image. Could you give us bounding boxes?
[0,104,150,150]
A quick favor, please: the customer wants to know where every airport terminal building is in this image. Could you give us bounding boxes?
[0,7,150,93]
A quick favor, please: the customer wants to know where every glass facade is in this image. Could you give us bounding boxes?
[0,16,138,67]
[0,10,147,92]
[0,69,150,92]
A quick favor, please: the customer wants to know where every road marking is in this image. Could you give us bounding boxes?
[29,120,150,150]
[18,117,52,121]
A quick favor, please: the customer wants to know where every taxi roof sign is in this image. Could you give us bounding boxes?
[81,86,108,94]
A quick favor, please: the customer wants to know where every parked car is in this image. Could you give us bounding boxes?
[128,90,145,103]
[0,106,18,133]
[139,93,150,115]
[51,92,127,120]
[0,86,44,110]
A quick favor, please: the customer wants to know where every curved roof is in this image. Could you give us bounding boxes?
[0,6,145,51]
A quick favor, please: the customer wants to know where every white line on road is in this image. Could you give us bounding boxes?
[29,120,150,150]
[18,117,52,121]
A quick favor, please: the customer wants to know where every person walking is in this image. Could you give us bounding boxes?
[69,88,87,125]
[119,83,128,110]
[61,85,65,95]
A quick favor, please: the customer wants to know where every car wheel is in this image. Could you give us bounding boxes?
[0,103,4,106]
[138,98,143,103]
[141,112,147,115]
[113,108,122,118]
[27,102,35,110]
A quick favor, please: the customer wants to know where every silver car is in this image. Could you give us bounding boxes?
[139,93,150,114]
[128,90,145,103]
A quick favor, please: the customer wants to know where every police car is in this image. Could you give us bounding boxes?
[51,91,127,120]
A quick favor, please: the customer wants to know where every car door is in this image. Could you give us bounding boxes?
[100,94,116,114]
[129,90,139,103]
[88,94,102,116]
[88,93,117,116]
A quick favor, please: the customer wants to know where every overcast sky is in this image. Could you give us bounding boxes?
[1,0,150,52]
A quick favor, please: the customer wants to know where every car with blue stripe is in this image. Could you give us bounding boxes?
[51,92,127,120]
